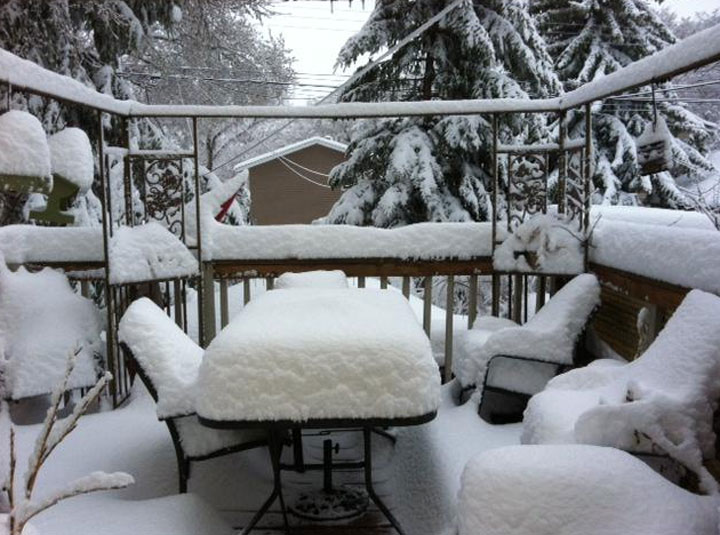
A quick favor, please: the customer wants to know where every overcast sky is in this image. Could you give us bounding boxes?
[263,0,718,103]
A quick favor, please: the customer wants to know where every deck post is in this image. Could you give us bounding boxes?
[491,113,500,316]
[192,117,206,346]
[444,275,454,383]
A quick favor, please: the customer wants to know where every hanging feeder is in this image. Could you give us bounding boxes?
[637,85,672,175]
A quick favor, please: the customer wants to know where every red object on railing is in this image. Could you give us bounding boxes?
[215,195,235,222]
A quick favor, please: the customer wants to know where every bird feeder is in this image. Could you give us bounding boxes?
[0,110,53,196]
[637,86,672,175]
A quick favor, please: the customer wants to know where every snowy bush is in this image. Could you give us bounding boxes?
[2,352,132,535]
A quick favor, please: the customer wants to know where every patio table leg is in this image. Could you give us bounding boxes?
[363,427,404,535]
[242,428,290,535]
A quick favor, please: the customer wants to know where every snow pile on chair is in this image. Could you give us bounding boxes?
[457,445,719,535]
[522,289,720,493]
[453,274,600,392]
[275,270,349,289]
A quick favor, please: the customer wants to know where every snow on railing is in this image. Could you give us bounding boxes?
[2,21,720,118]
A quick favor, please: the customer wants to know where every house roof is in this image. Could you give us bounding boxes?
[233,137,348,171]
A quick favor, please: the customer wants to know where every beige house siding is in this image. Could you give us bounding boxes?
[248,144,345,225]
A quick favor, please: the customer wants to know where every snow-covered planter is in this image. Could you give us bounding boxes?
[523,289,720,494]
[493,214,585,274]
[457,445,719,535]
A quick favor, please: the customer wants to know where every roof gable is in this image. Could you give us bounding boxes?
[234,137,347,171]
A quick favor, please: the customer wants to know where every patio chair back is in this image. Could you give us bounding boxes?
[118,297,202,419]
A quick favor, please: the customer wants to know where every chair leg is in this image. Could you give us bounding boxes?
[178,457,189,494]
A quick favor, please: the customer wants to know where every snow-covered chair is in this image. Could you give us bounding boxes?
[522,289,720,493]
[118,298,266,493]
[452,274,600,420]
[0,262,102,400]
[274,269,349,289]
[457,445,719,535]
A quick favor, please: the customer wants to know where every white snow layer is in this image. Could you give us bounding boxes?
[197,289,440,422]
[522,289,720,493]
[274,270,349,289]
[493,214,585,274]
[207,222,492,261]
[0,110,51,182]
[109,223,198,284]
[47,128,94,192]
[0,225,103,264]
[453,274,600,390]
[589,219,720,294]
[457,445,719,535]
[118,298,265,456]
[589,205,715,230]
[0,263,101,399]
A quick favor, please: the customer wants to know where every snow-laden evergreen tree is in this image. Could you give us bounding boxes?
[325,0,562,227]
[531,0,716,207]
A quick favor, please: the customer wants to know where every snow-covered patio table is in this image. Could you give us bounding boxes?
[196,288,441,534]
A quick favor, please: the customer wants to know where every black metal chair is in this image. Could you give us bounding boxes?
[455,274,601,422]
[120,342,267,493]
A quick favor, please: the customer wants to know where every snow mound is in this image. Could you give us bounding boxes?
[458,445,719,535]
[523,290,720,493]
[494,214,585,274]
[0,263,101,399]
[0,225,103,265]
[118,298,202,419]
[109,223,198,285]
[275,270,349,289]
[48,128,94,192]
[453,274,600,390]
[197,289,440,422]
[0,110,51,182]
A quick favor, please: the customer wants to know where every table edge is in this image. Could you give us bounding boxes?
[198,411,438,430]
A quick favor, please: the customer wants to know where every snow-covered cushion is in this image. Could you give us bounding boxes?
[523,289,720,492]
[0,263,101,399]
[173,415,265,458]
[453,273,600,390]
[457,445,719,535]
[274,270,349,289]
[118,298,202,419]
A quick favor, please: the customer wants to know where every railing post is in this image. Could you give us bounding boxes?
[468,274,478,328]
[219,279,229,328]
[402,276,410,299]
[512,274,523,324]
[173,279,183,327]
[243,278,251,305]
[202,264,216,343]
[423,276,432,336]
[444,275,454,383]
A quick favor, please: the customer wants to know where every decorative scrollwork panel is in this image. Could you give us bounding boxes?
[143,159,185,239]
[507,153,547,228]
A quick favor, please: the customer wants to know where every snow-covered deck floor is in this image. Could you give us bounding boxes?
[14,384,519,534]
